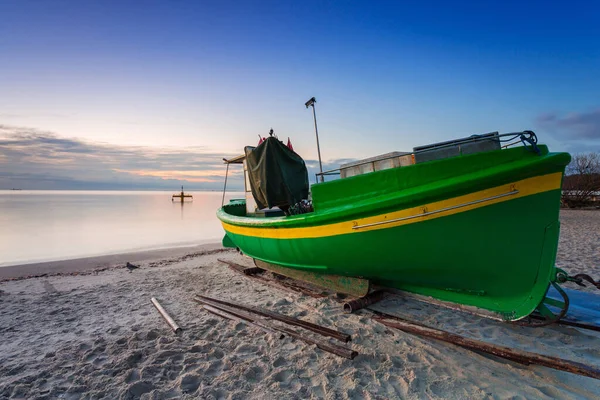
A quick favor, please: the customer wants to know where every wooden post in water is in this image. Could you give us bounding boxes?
[172,186,193,203]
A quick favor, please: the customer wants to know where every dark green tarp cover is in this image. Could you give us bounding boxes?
[245,137,309,210]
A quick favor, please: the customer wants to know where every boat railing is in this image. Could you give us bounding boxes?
[314,130,539,183]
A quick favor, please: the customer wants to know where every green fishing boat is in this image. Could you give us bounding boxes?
[218,130,573,323]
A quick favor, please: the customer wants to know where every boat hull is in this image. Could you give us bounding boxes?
[218,147,570,321]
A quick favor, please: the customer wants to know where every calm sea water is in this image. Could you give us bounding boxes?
[0,190,243,267]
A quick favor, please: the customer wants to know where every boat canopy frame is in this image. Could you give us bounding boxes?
[221,155,246,206]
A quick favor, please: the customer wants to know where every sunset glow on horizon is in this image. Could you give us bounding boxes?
[1,1,599,189]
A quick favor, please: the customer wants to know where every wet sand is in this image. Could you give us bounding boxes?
[0,243,224,281]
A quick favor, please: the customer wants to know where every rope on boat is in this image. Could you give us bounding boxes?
[566,274,600,290]
[518,130,541,155]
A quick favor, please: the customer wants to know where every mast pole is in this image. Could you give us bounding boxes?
[305,97,324,182]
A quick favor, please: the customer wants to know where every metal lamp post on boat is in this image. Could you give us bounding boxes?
[305,97,324,183]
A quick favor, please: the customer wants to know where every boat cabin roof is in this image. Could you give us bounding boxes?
[339,151,412,170]
[223,154,245,164]
[223,146,257,164]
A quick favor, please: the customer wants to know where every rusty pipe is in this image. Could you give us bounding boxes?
[243,267,264,276]
[343,290,385,313]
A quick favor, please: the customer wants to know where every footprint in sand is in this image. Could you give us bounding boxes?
[235,343,260,357]
[243,365,266,382]
[126,381,154,397]
[77,342,90,352]
[190,340,211,353]
[386,375,409,397]
[205,359,223,377]
[125,368,140,383]
[208,348,224,360]
[271,369,293,383]
[107,326,120,334]
[272,356,286,368]
[180,373,201,393]
[534,385,564,398]
[92,355,108,367]
[158,336,174,345]
[206,388,229,400]
[390,356,404,369]
[146,329,160,340]
[141,365,165,381]
[125,351,144,367]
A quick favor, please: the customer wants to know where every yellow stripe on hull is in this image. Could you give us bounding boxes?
[221,172,562,240]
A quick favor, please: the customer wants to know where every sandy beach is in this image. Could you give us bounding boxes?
[1,211,599,399]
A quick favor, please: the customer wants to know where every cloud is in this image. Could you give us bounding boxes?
[0,124,243,190]
[113,169,242,183]
[536,109,600,141]
[0,124,357,190]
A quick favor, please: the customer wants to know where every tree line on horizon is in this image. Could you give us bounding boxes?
[561,152,600,208]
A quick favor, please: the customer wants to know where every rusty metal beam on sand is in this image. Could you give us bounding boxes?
[195,294,351,343]
[218,258,327,298]
[193,297,356,359]
[202,304,284,339]
[254,259,370,298]
[151,297,182,334]
[373,314,600,380]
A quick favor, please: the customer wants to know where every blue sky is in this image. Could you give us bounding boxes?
[1,1,599,189]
